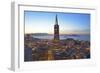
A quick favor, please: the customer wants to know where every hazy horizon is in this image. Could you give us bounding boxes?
[25,32,90,35]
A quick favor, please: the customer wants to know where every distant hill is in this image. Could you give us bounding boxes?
[32,33,49,36]
[66,34,80,36]
[32,37,41,41]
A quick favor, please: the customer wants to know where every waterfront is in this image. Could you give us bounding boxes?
[32,34,90,41]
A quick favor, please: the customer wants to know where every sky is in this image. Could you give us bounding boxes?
[24,11,90,35]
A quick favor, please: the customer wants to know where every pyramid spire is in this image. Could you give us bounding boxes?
[55,15,58,25]
[54,14,59,41]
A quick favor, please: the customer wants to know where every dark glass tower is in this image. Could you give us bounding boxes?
[54,15,59,40]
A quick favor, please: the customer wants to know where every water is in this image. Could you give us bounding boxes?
[32,34,90,41]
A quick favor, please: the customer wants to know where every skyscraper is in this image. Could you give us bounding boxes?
[54,15,59,40]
